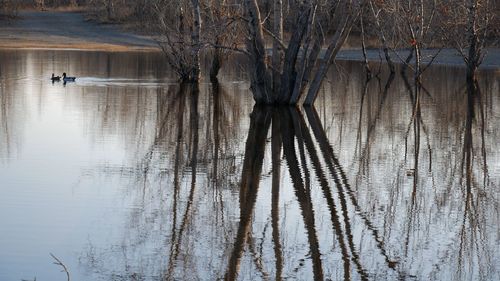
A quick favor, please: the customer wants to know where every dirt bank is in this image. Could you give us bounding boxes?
[0,11,159,51]
[1,11,499,70]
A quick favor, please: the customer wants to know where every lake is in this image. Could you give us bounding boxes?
[0,49,499,281]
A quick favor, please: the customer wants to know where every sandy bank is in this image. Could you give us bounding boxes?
[0,11,159,51]
[1,11,499,70]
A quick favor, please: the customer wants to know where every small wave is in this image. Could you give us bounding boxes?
[75,77,175,87]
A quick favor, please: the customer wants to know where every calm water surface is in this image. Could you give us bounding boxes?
[0,50,499,281]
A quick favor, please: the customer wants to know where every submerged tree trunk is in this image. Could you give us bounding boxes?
[190,0,202,82]
[360,11,372,79]
[383,47,395,74]
[210,48,222,83]
[464,0,481,126]
[304,8,359,105]
[243,0,272,104]
[289,13,323,105]
[272,0,283,96]
[465,0,480,84]
[243,0,359,106]
[278,4,311,104]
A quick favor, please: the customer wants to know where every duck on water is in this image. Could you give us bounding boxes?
[62,73,76,82]
[51,73,76,83]
[51,73,60,82]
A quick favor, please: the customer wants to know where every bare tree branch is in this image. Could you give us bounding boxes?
[50,253,70,281]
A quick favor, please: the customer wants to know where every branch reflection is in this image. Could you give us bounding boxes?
[60,61,499,281]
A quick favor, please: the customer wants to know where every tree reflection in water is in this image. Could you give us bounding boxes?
[76,66,498,281]
[456,80,492,281]
[0,50,496,280]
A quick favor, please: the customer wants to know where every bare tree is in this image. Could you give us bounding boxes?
[366,0,396,73]
[0,0,21,16]
[242,0,362,106]
[154,0,202,82]
[441,0,495,83]
[205,0,243,82]
[385,0,443,87]
[153,0,243,82]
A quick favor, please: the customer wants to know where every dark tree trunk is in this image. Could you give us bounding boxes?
[272,0,283,96]
[189,0,202,82]
[209,49,222,83]
[278,4,311,104]
[107,0,113,21]
[304,8,359,106]
[243,0,272,104]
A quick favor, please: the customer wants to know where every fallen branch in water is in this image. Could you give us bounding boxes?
[50,253,70,281]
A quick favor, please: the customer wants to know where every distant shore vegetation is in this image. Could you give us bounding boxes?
[1,0,498,106]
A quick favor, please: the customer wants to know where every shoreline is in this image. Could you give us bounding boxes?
[335,48,500,70]
[1,11,499,70]
[0,42,160,52]
[0,11,159,52]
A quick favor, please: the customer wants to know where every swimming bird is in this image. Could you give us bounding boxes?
[62,72,76,82]
[51,73,61,82]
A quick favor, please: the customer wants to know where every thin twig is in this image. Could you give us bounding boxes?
[50,253,70,281]
[262,26,287,50]
[206,42,251,56]
[420,47,443,74]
